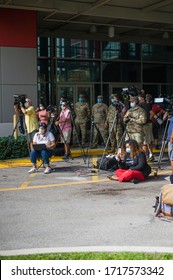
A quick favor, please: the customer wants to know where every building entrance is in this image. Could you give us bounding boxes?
[56,85,93,106]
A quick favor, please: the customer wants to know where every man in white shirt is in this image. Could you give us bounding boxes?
[28,122,56,174]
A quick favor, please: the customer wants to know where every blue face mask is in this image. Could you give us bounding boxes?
[79,97,83,102]
[97,99,102,103]
[126,147,131,153]
[130,102,135,108]
[111,99,114,103]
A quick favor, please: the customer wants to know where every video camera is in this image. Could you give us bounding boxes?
[46,105,57,118]
[13,94,26,111]
[121,86,139,100]
[154,97,173,114]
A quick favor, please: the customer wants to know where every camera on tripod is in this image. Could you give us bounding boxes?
[13,94,26,112]
[46,105,57,118]
[154,97,173,115]
[121,86,139,100]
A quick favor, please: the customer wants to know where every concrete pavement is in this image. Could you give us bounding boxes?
[0,148,173,256]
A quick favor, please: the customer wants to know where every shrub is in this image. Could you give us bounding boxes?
[0,136,29,160]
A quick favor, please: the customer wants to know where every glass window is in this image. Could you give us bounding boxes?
[102,61,141,82]
[55,60,100,82]
[143,63,173,83]
[38,59,51,82]
[102,42,140,60]
[55,39,100,59]
[142,44,173,62]
[38,37,51,57]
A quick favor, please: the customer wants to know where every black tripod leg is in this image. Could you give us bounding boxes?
[70,112,87,163]
[86,121,95,168]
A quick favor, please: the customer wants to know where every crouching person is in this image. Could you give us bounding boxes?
[108,139,151,182]
[28,122,56,174]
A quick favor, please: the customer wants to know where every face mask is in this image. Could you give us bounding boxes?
[111,99,114,103]
[79,98,83,102]
[24,102,29,108]
[97,99,102,103]
[130,102,135,108]
[39,128,45,134]
[39,106,44,110]
[62,105,66,109]
[126,147,131,153]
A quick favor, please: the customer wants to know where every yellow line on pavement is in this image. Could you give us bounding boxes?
[0,178,109,192]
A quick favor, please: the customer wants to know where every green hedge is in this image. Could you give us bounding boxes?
[0,136,29,160]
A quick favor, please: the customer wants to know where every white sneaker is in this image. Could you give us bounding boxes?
[28,167,37,174]
[44,166,51,174]
[164,176,170,182]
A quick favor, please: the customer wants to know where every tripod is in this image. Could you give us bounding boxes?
[67,106,87,164]
[157,117,170,171]
[87,118,107,168]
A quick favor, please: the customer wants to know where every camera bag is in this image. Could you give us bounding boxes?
[96,156,118,171]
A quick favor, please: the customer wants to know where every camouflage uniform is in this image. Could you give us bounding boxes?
[106,102,124,151]
[92,100,108,148]
[73,100,90,147]
[123,105,147,145]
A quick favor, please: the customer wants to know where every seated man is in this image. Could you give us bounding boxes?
[28,122,56,174]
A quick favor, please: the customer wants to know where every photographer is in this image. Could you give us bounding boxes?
[19,98,39,149]
[106,93,126,153]
[55,100,72,159]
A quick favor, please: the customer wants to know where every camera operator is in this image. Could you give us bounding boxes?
[138,91,154,161]
[146,94,164,150]
[105,93,126,153]
[19,98,39,150]
[55,100,72,159]
[123,96,147,145]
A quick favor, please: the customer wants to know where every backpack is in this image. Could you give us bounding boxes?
[96,156,118,171]
[154,184,173,217]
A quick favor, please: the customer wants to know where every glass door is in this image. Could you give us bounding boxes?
[76,85,93,106]
[57,84,94,107]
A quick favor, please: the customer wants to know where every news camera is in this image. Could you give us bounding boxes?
[154,97,173,114]
[121,86,139,100]
[13,94,26,108]
[46,105,58,118]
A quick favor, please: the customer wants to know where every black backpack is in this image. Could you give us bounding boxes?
[96,156,118,171]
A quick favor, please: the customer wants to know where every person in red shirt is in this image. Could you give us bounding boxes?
[36,103,50,125]
[145,94,164,149]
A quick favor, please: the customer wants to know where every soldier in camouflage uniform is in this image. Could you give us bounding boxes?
[106,93,126,153]
[123,96,147,145]
[73,94,90,148]
[91,95,108,148]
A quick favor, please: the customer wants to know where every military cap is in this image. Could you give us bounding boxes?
[111,93,119,98]
[97,95,103,99]
[129,96,139,102]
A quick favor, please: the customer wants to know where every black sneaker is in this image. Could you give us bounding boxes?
[131,179,139,184]
[62,154,70,160]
